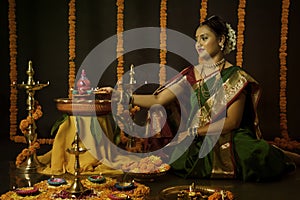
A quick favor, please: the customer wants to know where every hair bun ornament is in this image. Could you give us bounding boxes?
[224,23,237,55]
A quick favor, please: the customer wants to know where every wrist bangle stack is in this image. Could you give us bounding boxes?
[188,127,198,137]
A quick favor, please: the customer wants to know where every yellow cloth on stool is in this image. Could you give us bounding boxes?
[38,115,123,176]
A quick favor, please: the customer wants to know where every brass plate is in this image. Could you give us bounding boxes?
[55,98,111,116]
[159,185,225,200]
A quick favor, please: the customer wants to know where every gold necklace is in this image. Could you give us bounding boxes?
[197,61,226,103]
[195,58,226,100]
[196,61,225,127]
[199,58,225,69]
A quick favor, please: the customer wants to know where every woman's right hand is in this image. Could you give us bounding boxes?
[98,87,131,105]
[98,86,114,94]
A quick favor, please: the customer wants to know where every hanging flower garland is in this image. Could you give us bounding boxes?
[115,0,141,150]
[15,101,53,166]
[19,101,43,135]
[236,0,246,67]
[8,0,18,141]
[199,0,208,23]
[159,0,167,85]
[17,102,54,144]
[198,0,208,64]
[68,0,76,98]
[271,0,300,151]
[16,101,42,166]
[278,0,289,141]
[8,0,53,145]
[116,0,124,83]
[116,0,125,122]
[15,142,40,167]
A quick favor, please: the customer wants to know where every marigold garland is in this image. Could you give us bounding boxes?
[199,0,208,64]
[68,0,76,98]
[236,0,246,67]
[159,0,167,85]
[278,0,289,140]
[208,191,234,200]
[270,0,300,151]
[19,101,43,135]
[8,0,53,145]
[15,142,40,167]
[199,0,208,23]
[116,0,124,83]
[8,0,18,140]
[16,102,53,166]
[116,0,125,118]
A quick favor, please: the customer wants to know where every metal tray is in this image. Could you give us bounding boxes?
[127,170,169,182]
[159,185,231,200]
[55,98,111,116]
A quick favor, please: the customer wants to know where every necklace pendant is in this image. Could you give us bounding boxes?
[197,109,206,127]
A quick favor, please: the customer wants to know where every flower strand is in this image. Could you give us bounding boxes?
[199,0,208,64]
[17,101,54,145]
[116,0,125,117]
[199,0,208,23]
[270,0,300,151]
[8,0,18,140]
[8,0,53,145]
[116,0,124,83]
[68,0,76,98]
[159,0,167,85]
[236,0,246,67]
[19,102,43,135]
[278,0,289,140]
[15,142,40,167]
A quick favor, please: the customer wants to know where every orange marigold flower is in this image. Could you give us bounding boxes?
[226,191,234,200]
[33,142,40,149]
[208,192,222,200]
[120,131,128,144]
[22,148,30,157]
[26,116,34,124]
[19,119,29,128]
[29,147,36,154]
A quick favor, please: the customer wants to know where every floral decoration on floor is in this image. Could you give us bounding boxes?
[0,177,150,200]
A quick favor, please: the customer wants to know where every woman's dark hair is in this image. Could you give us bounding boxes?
[200,15,228,45]
[201,15,228,37]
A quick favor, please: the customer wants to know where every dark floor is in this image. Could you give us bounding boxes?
[0,138,300,199]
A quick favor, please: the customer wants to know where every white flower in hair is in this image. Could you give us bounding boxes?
[224,23,236,55]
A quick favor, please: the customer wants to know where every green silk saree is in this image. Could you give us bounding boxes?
[169,66,294,181]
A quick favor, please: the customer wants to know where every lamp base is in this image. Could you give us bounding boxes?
[67,177,87,194]
[17,153,45,174]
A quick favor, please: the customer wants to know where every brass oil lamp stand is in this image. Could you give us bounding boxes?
[66,116,88,194]
[12,60,49,173]
[124,64,136,149]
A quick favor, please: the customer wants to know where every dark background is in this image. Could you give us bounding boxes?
[0,0,299,146]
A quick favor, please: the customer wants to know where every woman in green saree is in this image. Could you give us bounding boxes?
[124,15,296,181]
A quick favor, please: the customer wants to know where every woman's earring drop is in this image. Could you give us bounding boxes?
[220,44,224,51]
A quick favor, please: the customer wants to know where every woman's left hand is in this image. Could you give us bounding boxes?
[167,131,190,146]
